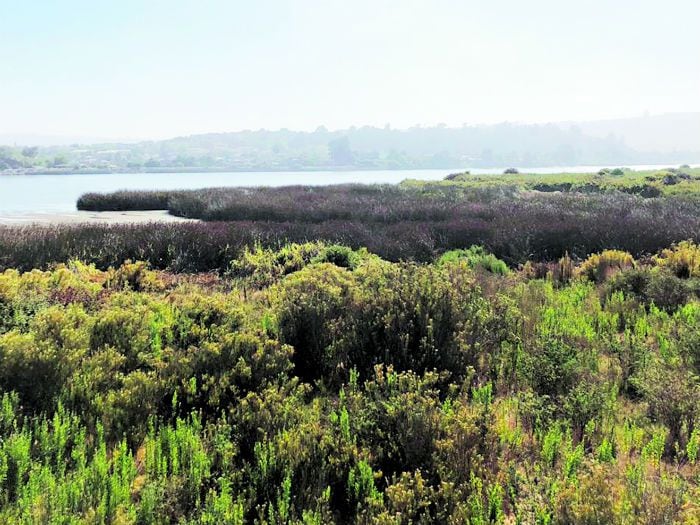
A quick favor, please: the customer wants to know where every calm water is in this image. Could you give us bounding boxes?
[0,165,692,215]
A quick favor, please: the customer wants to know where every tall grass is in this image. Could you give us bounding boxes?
[7,179,698,273]
[77,190,179,211]
[167,185,495,222]
[3,192,700,273]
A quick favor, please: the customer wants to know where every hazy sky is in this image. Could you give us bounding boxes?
[1,0,699,140]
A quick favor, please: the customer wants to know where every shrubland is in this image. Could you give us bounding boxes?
[425,166,700,196]
[0,241,699,522]
[2,170,699,522]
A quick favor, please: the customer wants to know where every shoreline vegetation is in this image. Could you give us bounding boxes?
[33,167,694,273]
[1,167,700,522]
[76,168,700,215]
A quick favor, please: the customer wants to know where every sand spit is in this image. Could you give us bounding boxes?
[0,210,196,225]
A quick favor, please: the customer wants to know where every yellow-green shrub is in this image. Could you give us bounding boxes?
[577,250,635,283]
[228,242,325,289]
[654,240,700,278]
[105,260,164,292]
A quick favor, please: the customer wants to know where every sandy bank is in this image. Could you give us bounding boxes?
[0,210,196,225]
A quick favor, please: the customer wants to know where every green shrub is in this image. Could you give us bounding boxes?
[312,244,362,270]
[521,335,582,399]
[632,362,699,457]
[271,263,355,383]
[607,268,692,311]
[106,260,164,292]
[343,261,494,381]
[645,270,692,310]
[228,242,324,289]
[347,460,382,510]
[438,246,509,275]
[0,306,91,412]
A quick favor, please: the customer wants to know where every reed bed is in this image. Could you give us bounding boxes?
[3,191,699,272]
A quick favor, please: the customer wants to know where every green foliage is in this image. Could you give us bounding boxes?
[438,246,509,275]
[596,438,615,463]
[0,245,698,523]
[313,244,364,270]
[347,460,382,509]
[632,361,698,457]
[272,260,494,386]
[271,262,355,383]
[228,242,325,289]
[688,428,700,464]
[541,424,564,467]
[607,267,695,311]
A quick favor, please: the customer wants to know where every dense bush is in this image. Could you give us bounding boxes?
[607,268,697,311]
[0,245,699,522]
[271,259,495,387]
[227,242,326,289]
[313,244,363,270]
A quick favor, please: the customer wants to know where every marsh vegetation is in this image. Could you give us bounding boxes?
[1,168,699,522]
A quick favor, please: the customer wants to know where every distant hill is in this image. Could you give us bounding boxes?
[561,113,700,153]
[0,133,142,147]
[2,114,699,173]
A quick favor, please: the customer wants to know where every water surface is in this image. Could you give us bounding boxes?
[0,165,691,215]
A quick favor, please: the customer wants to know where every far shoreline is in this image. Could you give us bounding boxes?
[2,162,700,177]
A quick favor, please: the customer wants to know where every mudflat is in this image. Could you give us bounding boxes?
[0,210,195,225]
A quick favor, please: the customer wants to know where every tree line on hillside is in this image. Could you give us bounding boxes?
[3,120,699,173]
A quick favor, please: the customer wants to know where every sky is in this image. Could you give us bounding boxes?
[1,0,699,140]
